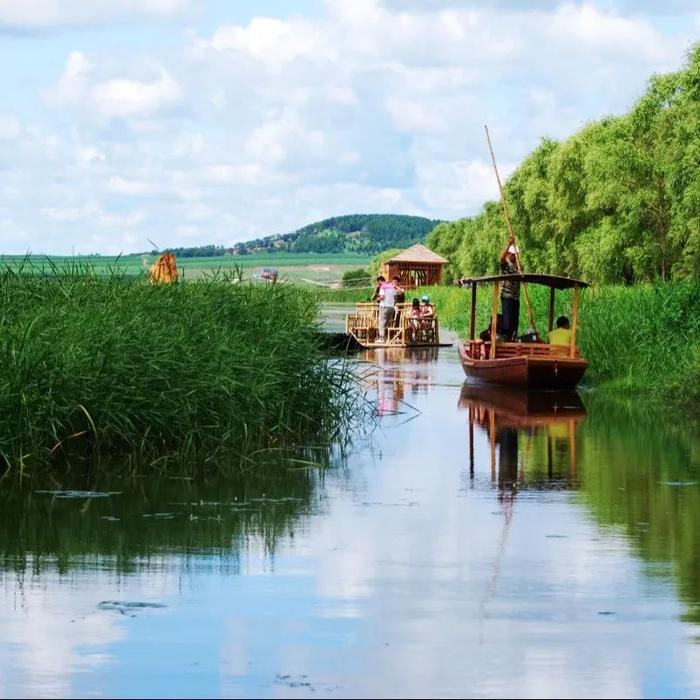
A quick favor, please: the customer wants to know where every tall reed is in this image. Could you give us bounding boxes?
[0,266,356,471]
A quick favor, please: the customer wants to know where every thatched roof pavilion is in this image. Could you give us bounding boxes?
[381,243,448,288]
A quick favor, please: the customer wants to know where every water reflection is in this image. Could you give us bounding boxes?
[363,347,439,418]
[458,385,586,489]
[3,344,700,698]
[0,451,332,577]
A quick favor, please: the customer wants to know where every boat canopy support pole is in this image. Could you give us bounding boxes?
[469,282,477,340]
[570,285,580,358]
[490,283,499,360]
[548,287,555,332]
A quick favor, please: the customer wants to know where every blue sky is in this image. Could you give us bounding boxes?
[0,0,698,254]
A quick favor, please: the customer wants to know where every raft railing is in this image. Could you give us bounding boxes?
[346,303,440,346]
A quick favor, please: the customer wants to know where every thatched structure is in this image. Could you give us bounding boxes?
[381,243,448,288]
[148,252,179,283]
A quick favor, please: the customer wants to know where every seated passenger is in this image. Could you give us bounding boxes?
[548,316,572,346]
[420,295,434,319]
[409,298,422,340]
[410,298,422,319]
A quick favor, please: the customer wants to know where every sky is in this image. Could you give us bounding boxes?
[0,0,699,255]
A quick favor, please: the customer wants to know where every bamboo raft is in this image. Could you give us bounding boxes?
[345,302,448,349]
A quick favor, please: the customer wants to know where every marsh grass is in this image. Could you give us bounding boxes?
[0,263,358,471]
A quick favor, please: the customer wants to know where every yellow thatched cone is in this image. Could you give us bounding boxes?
[148,252,179,283]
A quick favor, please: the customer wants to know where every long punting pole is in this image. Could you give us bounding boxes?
[484,125,537,334]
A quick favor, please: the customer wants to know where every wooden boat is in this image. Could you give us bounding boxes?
[458,273,589,388]
[345,302,448,349]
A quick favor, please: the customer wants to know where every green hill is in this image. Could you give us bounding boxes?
[428,44,700,285]
[234,214,442,255]
[152,214,441,258]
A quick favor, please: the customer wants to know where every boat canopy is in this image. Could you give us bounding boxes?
[460,273,589,290]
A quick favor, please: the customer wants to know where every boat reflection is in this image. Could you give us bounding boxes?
[458,384,587,489]
[361,346,440,417]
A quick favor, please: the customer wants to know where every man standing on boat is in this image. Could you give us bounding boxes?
[377,276,403,343]
[499,234,520,340]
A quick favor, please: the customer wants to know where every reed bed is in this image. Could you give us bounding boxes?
[0,265,357,471]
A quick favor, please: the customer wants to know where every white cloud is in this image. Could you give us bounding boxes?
[41,204,96,222]
[0,115,20,140]
[50,51,93,105]
[49,53,182,119]
[416,159,515,214]
[76,146,106,167]
[2,0,696,253]
[91,71,182,118]
[202,164,275,186]
[0,0,193,30]
[106,176,159,196]
[385,98,446,133]
[194,17,333,68]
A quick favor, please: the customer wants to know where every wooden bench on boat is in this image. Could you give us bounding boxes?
[345,302,441,348]
[458,273,589,388]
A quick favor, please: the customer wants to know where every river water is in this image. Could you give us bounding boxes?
[1,328,700,698]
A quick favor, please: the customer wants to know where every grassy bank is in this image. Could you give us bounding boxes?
[0,268,356,471]
[315,282,700,402]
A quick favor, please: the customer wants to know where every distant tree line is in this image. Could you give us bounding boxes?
[233,214,442,255]
[428,44,700,284]
[146,215,440,258]
[149,244,228,258]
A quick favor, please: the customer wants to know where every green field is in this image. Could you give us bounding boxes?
[0,253,371,287]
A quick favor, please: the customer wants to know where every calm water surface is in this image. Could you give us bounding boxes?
[2,333,700,698]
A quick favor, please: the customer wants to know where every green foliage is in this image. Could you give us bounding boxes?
[149,244,228,258]
[428,43,700,285]
[369,248,403,276]
[341,268,372,288]
[0,265,357,471]
[235,214,442,256]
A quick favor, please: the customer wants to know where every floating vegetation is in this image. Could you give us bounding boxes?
[35,490,121,498]
[98,601,167,614]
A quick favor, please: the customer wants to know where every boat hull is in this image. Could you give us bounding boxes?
[458,342,588,389]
